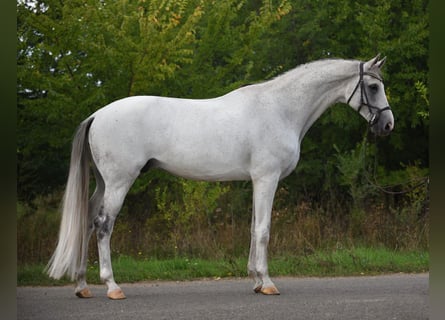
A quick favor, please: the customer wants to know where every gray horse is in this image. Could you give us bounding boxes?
[47,55,393,299]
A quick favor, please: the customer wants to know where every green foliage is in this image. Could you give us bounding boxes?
[334,139,375,208]
[415,80,429,120]
[164,0,292,98]
[17,0,204,199]
[154,179,229,256]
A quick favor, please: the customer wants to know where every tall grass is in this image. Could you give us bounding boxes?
[17,247,429,286]
[17,185,428,266]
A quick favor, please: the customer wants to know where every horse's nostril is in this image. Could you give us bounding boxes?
[385,122,393,132]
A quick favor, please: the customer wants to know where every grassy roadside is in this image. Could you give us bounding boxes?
[17,247,428,286]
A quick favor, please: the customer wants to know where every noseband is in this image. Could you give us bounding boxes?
[346,62,391,126]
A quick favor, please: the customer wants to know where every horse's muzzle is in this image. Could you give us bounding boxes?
[371,111,394,136]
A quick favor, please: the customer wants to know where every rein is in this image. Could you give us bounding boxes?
[347,62,391,126]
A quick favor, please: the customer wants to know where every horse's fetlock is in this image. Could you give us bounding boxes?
[100,269,112,282]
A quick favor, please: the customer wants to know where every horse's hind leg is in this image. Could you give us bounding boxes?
[95,182,133,300]
[74,186,103,298]
[74,211,95,298]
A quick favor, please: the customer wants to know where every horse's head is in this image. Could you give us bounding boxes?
[346,54,394,136]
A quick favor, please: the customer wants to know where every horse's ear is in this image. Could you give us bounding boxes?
[372,53,381,66]
[375,56,386,69]
[364,54,385,71]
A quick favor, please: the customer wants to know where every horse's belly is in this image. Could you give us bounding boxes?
[155,156,251,182]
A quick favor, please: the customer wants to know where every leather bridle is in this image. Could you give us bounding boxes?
[346,62,391,126]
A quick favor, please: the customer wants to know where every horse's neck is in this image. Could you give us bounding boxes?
[261,60,357,138]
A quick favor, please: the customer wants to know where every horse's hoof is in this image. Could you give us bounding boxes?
[261,286,280,295]
[75,287,93,298]
[107,288,126,300]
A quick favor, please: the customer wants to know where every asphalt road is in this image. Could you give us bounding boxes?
[17,273,428,320]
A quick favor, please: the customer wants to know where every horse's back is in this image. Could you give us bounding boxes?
[88,95,257,181]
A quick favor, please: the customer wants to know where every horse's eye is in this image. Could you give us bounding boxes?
[369,84,378,93]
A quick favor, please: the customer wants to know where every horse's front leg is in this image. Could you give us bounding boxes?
[248,201,263,292]
[248,174,280,295]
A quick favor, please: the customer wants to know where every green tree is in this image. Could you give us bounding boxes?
[163,0,292,98]
[17,0,204,200]
[266,0,429,211]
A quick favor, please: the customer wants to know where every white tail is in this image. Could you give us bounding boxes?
[46,118,94,280]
